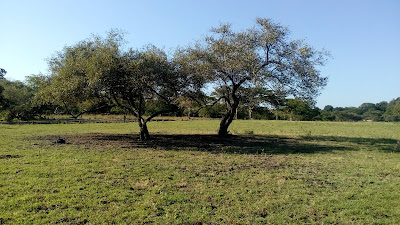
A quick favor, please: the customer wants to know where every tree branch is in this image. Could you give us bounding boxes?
[148,86,171,104]
[145,109,173,123]
[112,94,139,118]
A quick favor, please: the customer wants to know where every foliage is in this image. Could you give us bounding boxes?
[283,98,321,121]
[0,79,38,121]
[198,103,226,118]
[383,98,400,122]
[35,40,110,119]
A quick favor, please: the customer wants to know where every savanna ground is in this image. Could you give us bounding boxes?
[1,120,400,224]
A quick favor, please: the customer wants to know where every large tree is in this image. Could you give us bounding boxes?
[186,18,329,136]
[98,45,186,140]
[36,41,109,119]
[42,30,203,140]
[90,34,203,140]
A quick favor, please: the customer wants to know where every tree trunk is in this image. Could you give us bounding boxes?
[248,106,253,120]
[218,99,239,137]
[218,114,231,136]
[138,119,150,141]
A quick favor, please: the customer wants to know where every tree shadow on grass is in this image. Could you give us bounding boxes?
[152,134,352,154]
[41,133,400,154]
[303,136,399,153]
[47,133,353,155]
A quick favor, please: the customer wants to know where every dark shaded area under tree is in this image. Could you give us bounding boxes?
[39,132,399,155]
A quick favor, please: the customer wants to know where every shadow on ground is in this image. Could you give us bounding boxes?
[37,133,370,154]
[39,133,399,154]
[303,135,399,152]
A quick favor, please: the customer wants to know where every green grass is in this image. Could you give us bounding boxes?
[1,120,400,224]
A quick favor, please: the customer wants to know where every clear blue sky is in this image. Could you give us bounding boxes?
[1,0,399,108]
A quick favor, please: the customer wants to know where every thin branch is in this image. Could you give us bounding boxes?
[112,94,139,118]
[145,109,174,123]
[148,86,171,103]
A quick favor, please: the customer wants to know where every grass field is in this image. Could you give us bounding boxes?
[1,120,400,224]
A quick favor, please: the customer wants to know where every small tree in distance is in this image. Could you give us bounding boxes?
[0,68,6,79]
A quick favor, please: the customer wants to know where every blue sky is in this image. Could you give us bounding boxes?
[1,0,399,108]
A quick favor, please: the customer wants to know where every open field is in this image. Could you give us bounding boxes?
[1,120,400,224]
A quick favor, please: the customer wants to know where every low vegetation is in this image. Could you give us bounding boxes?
[1,120,400,224]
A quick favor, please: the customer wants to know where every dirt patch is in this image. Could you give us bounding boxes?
[37,133,344,154]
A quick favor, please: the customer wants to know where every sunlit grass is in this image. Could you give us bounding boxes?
[1,120,400,224]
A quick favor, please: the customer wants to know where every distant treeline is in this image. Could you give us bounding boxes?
[191,97,400,122]
[318,99,400,122]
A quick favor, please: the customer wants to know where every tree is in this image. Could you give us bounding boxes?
[375,101,388,112]
[332,110,362,122]
[187,18,329,136]
[239,87,281,120]
[358,103,376,115]
[26,74,59,118]
[323,105,334,112]
[0,79,36,120]
[284,98,321,121]
[0,68,6,79]
[36,40,110,119]
[199,102,226,118]
[43,30,203,140]
[176,95,203,119]
[383,98,400,122]
[100,45,184,140]
[363,109,384,121]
